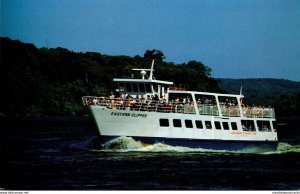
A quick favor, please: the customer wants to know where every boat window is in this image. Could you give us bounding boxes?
[214,121,221,130]
[205,121,212,129]
[125,83,132,92]
[118,83,125,92]
[168,93,195,114]
[173,119,182,128]
[195,120,203,129]
[132,83,139,92]
[257,120,271,132]
[138,83,146,93]
[241,120,255,131]
[222,122,229,130]
[185,120,193,128]
[145,84,152,93]
[159,119,169,127]
[231,122,238,130]
[169,93,193,103]
[218,96,240,117]
[272,121,277,132]
[195,94,218,116]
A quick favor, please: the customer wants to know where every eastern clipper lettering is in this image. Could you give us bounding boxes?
[131,113,147,118]
[111,112,130,116]
[110,112,147,118]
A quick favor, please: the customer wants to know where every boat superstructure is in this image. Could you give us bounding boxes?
[82,61,277,151]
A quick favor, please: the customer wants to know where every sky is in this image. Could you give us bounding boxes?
[1,0,300,81]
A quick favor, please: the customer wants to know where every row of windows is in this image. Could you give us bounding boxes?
[159,119,237,130]
[118,82,153,93]
[159,119,275,132]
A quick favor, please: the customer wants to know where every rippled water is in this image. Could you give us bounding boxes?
[1,116,300,190]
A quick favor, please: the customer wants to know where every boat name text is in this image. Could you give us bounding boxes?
[111,112,147,118]
[230,131,257,136]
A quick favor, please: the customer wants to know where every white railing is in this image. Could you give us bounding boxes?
[197,104,219,116]
[220,105,241,117]
[82,96,196,114]
[242,106,275,118]
[82,96,275,118]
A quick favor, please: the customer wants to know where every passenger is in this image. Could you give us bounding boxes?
[204,98,209,104]
[242,104,249,117]
[93,98,98,105]
[146,95,151,105]
[123,93,129,99]
[109,92,115,99]
[116,94,124,109]
[197,98,202,105]
[141,96,147,104]
[109,92,115,108]
[124,94,131,107]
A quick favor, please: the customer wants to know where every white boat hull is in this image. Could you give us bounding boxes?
[88,106,278,151]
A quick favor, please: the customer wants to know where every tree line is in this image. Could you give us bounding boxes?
[0,37,219,116]
[1,37,298,117]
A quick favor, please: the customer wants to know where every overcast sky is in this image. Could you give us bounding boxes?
[1,0,300,81]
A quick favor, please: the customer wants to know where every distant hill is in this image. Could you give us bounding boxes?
[218,78,300,105]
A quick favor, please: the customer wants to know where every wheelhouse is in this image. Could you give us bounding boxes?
[114,78,173,99]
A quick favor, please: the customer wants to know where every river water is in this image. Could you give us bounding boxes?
[0,116,300,190]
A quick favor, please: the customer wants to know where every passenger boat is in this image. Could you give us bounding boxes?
[82,60,278,152]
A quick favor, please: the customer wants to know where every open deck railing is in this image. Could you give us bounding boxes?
[220,105,241,117]
[82,96,196,114]
[197,105,219,116]
[242,107,275,118]
[82,96,275,118]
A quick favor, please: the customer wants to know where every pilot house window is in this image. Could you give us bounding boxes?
[138,83,146,92]
[132,83,139,92]
[145,84,152,93]
[125,83,132,92]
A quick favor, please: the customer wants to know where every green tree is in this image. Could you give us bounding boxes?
[144,49,165,62]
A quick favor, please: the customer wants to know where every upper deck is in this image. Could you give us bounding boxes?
[82,93,275,119]
[82,60,275,119]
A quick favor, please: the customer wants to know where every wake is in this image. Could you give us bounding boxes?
[91,136,300,154]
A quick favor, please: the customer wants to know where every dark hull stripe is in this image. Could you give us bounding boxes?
[101,135,278,152]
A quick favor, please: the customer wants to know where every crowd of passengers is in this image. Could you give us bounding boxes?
[85,93,195,113]
[84,92,274,117]
[241,104,274,117]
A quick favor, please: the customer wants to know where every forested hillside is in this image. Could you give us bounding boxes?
[219,78,300,116]
[0,37,218,116]
[1,37,299,117]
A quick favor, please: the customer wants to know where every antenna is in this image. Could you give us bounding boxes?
[240,86,243,95]
[132,60,155,80]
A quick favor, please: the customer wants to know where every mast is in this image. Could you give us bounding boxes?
[149,60,155,80]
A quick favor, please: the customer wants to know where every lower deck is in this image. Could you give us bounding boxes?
[89,106,278,142]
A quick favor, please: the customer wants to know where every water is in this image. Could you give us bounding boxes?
[1,116,300,190]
